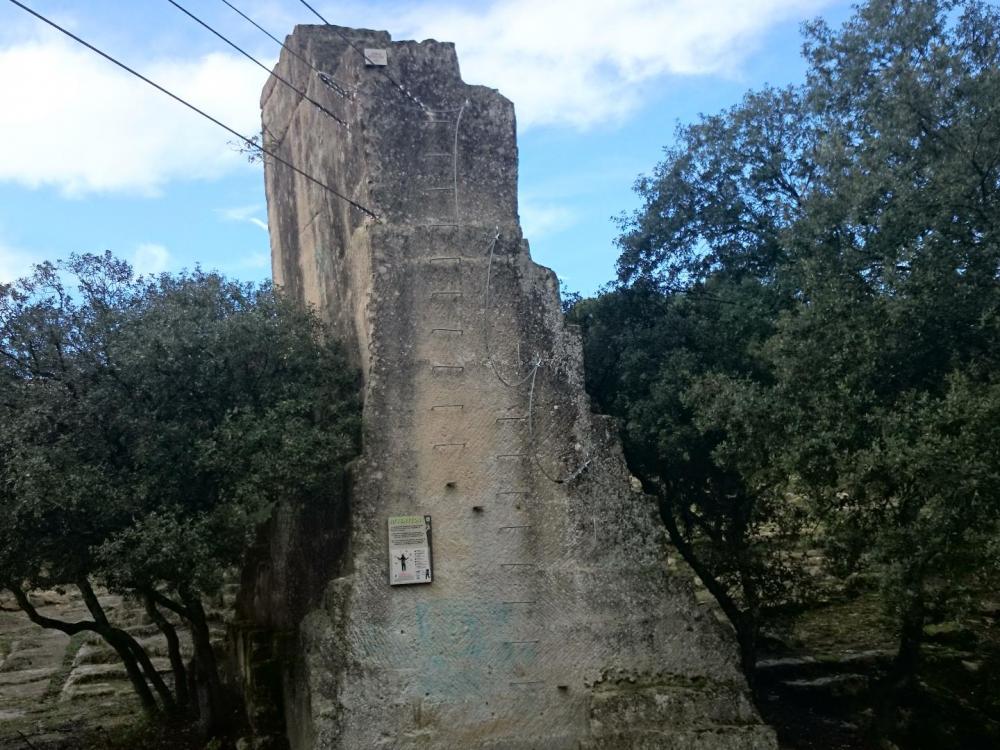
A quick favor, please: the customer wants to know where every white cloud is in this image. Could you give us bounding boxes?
[219,204,269,232]
[0,35,269,196]
[520,202,576,238]
[0,242,43,283]
[394,0,830,129]
[0,0,829,196]
[132,243,171,276]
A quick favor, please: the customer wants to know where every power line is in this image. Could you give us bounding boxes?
[217,0,354,97]
[297,0,330,24]
[165,0,349,129]
[294,0,428,111]
[6,0,378,220]
[218,0,354,100]
[221,0,311,63]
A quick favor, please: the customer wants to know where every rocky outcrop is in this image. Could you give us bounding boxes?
[250,23,777,749]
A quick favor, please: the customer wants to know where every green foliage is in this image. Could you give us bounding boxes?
[583,0,1000,733]
[570,279,808,680]
[0,252,360,728]
[0,253,359,599]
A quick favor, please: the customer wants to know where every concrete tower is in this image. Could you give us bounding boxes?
[253,23,777,750]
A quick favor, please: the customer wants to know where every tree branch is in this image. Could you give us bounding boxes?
[148,590,192,621]
[5,585,98,636]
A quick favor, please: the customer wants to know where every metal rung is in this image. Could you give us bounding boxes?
[431,328,463,335]
[433,442,467,450]
[429,256,461,262]
[431,404,464,411]
[499,525,531,530]
[432,364,464,372]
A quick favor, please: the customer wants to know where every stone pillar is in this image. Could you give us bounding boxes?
[259,24,777,750]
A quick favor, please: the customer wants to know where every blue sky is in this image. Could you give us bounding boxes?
[0,0,854,295]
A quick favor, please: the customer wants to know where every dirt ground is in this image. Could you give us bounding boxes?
[757,588,1000,750]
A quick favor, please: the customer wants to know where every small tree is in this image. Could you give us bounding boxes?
[570,279,809,685]
[573,78,818,683]
[0,253,360,737]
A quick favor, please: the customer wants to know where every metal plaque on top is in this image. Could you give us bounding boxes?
[364,48,388,66]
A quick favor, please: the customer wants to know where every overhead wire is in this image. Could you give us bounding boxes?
[5,0,378,220]
[239,3,595,483]
[9,0,599,489]
[165,0,350,129]
[10,0,599,482]
[217,0,354,97]
[294,0,429,111]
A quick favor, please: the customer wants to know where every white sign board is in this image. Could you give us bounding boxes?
[364,48,389,67]
[388,515,433,586]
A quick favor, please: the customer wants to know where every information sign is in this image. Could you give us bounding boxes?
[388,515,433,586]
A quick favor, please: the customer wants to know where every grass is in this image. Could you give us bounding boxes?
[43,632,88,701]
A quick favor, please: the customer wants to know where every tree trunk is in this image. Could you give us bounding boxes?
[734,521,761,688]
[655,494,759,684]
[76,579,176,713]
[5,583,163,715]
[144,592,190,708]
[872,578,926,743]
[124,633,178,713]
[734,611,759,691]
[104,630,162,715]
[182,592,229,738]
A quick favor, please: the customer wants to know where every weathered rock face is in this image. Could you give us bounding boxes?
[257,24,777,750]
